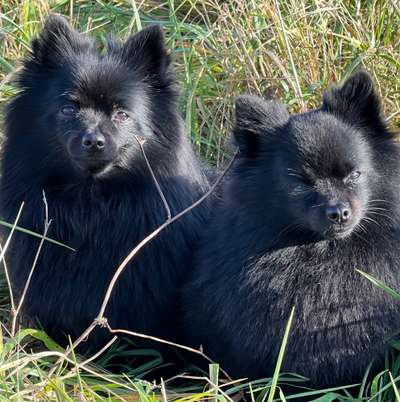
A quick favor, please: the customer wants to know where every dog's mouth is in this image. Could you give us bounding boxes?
[322,223,357,240]
[307,218,358,240]
[73,157,113,176]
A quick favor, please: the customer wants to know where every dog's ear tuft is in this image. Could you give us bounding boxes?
[31,14,91,67]
[233,95,289,157]
[123,25,170,78]
[322,71,387,136]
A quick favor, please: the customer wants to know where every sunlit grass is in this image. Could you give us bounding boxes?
[1,1,399,165]
[0,1,400,400]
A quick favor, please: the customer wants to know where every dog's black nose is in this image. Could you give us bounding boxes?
[82,132,105,150]
[326,204,351,224]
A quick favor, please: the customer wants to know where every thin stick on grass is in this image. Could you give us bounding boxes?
[0,202,25,318]
[104,322,229,374]
[16,142,236,381]
[0,244,13,312]
[59,148,238,379]
[96,148,238,320]
[77,336,118,368]
[11,191,52,336]
[134,135,171,220]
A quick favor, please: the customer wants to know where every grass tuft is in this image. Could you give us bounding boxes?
[0,1,400,400]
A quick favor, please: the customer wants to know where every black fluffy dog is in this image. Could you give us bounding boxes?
[0,15,211,351]
[184,72,400,386]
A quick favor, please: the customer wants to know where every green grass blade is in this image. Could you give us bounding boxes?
[278,387,287,401]
[0,56,14,74]
[284,384,359,400]
[309,393,342,402]
[209,363,219,402]
[0,219,75,251]
[389,372,400,402]
[356,269,400,301]
[267,306,295,402]
[130,0,142,31]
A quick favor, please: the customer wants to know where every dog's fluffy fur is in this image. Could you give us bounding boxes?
[1,15,211,351]
[184,72,400,386]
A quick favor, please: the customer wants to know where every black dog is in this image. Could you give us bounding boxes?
[184,72,400,386]
[0,15,211,352]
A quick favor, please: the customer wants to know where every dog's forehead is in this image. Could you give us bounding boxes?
[66,58,138,107]
[288,112,368,174]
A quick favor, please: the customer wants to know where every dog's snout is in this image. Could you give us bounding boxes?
[326,203,351,224]
[81,132,105,151]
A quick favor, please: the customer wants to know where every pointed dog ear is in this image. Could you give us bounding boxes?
[31,14,90,67]
[123,25,170,78]
[233,95,289,157]
[322,71,387,137]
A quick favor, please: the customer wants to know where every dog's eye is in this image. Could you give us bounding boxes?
[348,171,362,182]
[61,105,77,116]
[114,111,129,123]
[295,175,313,186]
[288,170,312,186]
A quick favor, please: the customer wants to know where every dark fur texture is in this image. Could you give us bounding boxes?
[184,72,400,386]
[0,15,211,351]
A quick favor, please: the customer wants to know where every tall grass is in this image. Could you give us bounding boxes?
[1,1,399,165]
[0,1,400,400]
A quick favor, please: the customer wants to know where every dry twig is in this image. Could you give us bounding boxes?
[0,202,25,319]
[11,191,52,335]
[8,143,238,383]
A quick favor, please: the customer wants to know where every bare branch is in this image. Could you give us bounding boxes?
[75,336,118,368]
[11,193,51,335]
[0,245,13,311]
[47,321,98,379]
[104,322,210,361]
[97,148,238,320]
[0,202,25,317]
[61,321,98,357]
[24,146,238,383]
[57,149,238,379]
[134,134,172,221]
[103,322,233,381]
